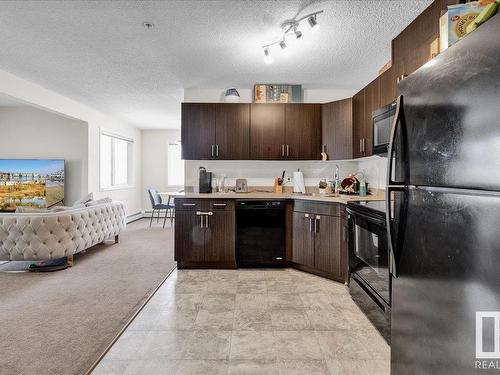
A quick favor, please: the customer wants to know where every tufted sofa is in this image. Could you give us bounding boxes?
[0,201,126,261]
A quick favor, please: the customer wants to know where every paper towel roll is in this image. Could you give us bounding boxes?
[293,171,306,194]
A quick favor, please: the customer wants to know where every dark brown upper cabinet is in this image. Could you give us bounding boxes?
[352,89,365,159]
[181,103,215,160]
[363,76,381,157]
[250,103,285,160]
[250,103,321,160]
[379,65,397,107]
[392,0,460,81]
[285,104,322,160]
[321,99,353,160]
[215,103,250,160]
[181,103,250,160]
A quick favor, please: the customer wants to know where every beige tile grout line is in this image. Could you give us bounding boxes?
[84,265,178,375]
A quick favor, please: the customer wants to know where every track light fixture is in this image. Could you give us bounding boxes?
[261,10,323,64]
[263,48,274,64]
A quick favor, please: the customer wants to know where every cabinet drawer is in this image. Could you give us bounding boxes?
[175,199,209,211]
[293,200,341,216]
[209,200,235,211]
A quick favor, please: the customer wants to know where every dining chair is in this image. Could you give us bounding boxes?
[147,188,172,228]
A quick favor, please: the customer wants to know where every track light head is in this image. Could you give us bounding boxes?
[294,27,302,39]
[279,39,287,50]
[263,48,274,64]
[307,15,319,30]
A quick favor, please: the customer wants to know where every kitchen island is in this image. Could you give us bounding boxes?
[173,190,384,283]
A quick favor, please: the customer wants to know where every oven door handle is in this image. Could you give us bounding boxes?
[345,208,386,227]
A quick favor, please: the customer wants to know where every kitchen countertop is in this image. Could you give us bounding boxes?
[171,189,385,204]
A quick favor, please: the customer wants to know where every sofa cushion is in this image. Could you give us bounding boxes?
[85,197,112,207]
[50,204,85,212]
[15,206,49,213]
[74,192,93,206]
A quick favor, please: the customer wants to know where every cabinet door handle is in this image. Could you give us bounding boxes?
[216,144,219,157]
[211,144,215,158]
[183,203,196,207]
[205,215,209,228]
[213,203,226,207]
[286,145,289,157]
[363,138,366,153]
[309,217,313,233]
[281,144,285,157]
[315,215,320,233]
[343,225,346,241]
[197,211,205,228]
[359,139,363,153]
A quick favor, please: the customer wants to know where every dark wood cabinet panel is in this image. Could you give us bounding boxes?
[392,0,459,78]
[340,217,349,283]
[379,66,397,107]
[204,210,235,263]
[352,89,365,159]
[314,215,342,278]
[292,211,315,268]
[321,99,353,160]
[174,210,205,262]
[250,103,285,160]
[181,103,215,160]
[285,104,321,160]
[175,199,236,268]
[215,104,250,160]
[363,77,381,157]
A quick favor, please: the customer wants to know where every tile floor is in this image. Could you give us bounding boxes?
[93,268,390,375]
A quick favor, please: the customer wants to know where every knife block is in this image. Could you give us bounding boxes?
[273,177,283,194]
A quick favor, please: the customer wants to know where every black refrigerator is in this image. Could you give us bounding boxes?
[387,15,500,375]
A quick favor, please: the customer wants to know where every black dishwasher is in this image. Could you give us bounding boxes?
[236,200,286,267]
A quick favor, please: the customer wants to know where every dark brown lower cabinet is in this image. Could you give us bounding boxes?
[292,212,315,268]
[314,214,341,275]
[204,210,235,263]
[292,203,347,283]
[175,199,236,268]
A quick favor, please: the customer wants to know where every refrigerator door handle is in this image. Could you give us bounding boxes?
[386,185,407,277]
[387,95,407,186]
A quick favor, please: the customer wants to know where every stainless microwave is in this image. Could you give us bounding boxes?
[372,101,397,154]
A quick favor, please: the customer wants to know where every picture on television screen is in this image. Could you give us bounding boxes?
[0,159,65,212]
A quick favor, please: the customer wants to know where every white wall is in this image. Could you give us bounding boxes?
[141,129,181,211]
[184,160,358,190]
[0,106,88,205]
[184,88,355,103]
[0,69,142,217]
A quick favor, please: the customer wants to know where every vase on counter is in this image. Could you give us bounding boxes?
[224,88,240,103]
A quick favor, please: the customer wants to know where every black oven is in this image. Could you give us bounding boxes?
[347,201,391,343]
[372,101,396,154]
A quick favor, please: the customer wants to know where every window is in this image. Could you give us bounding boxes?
[100,131,134,190]
[167,142,184,186]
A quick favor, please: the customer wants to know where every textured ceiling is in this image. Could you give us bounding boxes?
[0,0,432,129]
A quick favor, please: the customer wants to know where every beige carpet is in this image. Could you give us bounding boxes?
[0,219,176,375]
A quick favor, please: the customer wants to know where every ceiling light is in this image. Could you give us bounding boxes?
[142,22,155,29]
[259,10,323,64]
[263,48,274,64]
[294,27,302,40]
[307,15,319,31]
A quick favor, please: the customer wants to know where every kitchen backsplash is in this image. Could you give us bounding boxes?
[357,155,388,189]
[184,158,387,189]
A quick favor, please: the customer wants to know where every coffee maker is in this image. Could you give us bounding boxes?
[198,167,212,193]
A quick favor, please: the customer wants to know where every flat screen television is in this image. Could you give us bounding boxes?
[0,159,65,212]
